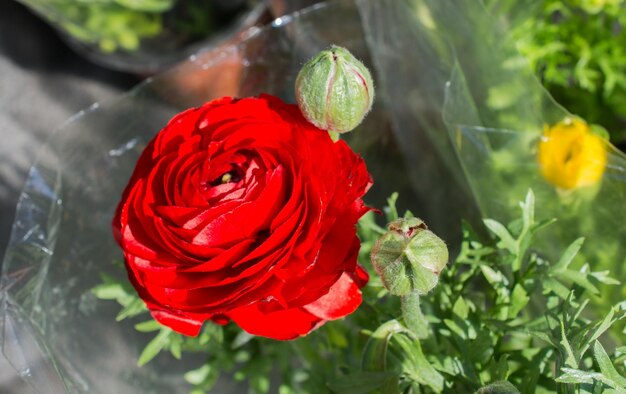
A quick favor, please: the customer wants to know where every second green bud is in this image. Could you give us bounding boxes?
[371,217,448,296]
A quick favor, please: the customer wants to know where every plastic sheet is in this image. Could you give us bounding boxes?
[2,0,626,392]
[362,0,626,301]
[362,0,626,305]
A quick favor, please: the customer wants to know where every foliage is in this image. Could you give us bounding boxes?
[22,0,172,52]
[486,0,626,148]
[93,191,626,393]
[20,0,239,53]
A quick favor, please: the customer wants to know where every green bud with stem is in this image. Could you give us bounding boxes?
[295,45,374,135]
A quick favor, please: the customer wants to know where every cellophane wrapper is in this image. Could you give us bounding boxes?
[2,0,626,392]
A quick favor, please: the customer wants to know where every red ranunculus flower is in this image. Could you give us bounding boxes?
[113,94,372,340]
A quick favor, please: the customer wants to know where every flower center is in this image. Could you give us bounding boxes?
[209,165,243,187]
[209,168,242,187]
[220,173,233,184]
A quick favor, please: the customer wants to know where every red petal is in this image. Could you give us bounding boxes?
[191,166,285,246]
[149,309,204,336]
[227,303,323,340]
[351,264,370,287]
[303,272,363,320]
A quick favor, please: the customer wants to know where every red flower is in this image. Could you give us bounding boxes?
[113,95,372,340]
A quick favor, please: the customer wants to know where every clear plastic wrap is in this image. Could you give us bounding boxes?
[2,0,626,392]
[362,0,626,303]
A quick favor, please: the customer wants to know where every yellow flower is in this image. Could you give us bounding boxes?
[538,118,607,190]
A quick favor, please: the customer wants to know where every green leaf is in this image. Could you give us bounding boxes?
[185,364,212,385]
[552,238,585,271]
[492,355,511,381]
[390,334,445,391]
[557,367,626,393]
[555,269,600,295]
[231,331,255,349]
[327,371,398,394]
[362,320,407,371]
[137,329,171,366]
[530,218,557,234]
[250,373,270,394]
[279,385,299,394]
[468,329,494,365]
[384,192,400,222]
[480,265,509,287]
[444,318,467,340]
[453,296,470,320]
[509,284,529,318]
[198,324,223,346]
[520,190,535,230]
[483,219,518,255]
[579,309,617,353]
[557,368,604,384]
[475,380,520,394]
[134,320,161,332]
[170,333,182,360]
[358,211,386,235]
[114,0,174,13]
[589,270,620,286]
[570,298,590,327]
[543,278,571,299]
[115,297,146,321]
[616,347,626,354]
[558,319,579,369]
[91,282,130,300]
[528,331,556,348]
[593,341,626,388]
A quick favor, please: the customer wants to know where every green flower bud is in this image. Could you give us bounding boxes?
[371,217,448,296]
[295,45,374,134]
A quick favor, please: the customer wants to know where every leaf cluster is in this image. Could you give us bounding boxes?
[93,272,296,393]
[94,191,626,393]
[334,191,626,393]
[24,0,230,54]
[27,0,172,52]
